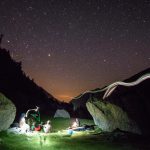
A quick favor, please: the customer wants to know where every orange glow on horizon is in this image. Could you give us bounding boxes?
[55,94,74,102]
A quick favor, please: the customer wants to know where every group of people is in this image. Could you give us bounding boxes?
[68,118,95,133]
[18,106,93,135]
[19,106,52,133]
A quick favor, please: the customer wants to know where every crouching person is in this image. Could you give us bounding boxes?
[19,113,30,133]
[43,120,52,133]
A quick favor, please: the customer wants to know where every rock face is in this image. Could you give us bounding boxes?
[104,78,150,135]
[0,93,16,131]
[70,68,150,120]
[70,90,103,119]
[86,73,150,135]
[71,68,150,135]
[54,109,70,118]
[86,98,141,134]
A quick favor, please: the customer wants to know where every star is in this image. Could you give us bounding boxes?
[103,59,107,63]
[0,0,150,102]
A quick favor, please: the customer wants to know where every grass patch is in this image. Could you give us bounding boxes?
[0,118,147,150]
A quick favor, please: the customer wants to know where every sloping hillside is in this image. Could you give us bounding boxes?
[0,47,59,120]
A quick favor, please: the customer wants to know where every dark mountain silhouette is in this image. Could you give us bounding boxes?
[0,47,63,120]
[70,68,150,120]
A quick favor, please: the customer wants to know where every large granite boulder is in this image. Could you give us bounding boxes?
[86,98,141,134]
[70,68,150,121]
[72,69,150,135]
[0,93,16,131]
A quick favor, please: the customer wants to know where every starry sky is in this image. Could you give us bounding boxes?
[0,0,150,102]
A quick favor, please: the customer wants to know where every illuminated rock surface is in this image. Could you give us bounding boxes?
[71,69,150,135]
[0,93,16,131]
[86,99,141,134]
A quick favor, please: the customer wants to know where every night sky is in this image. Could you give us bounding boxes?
[0,0,150,102]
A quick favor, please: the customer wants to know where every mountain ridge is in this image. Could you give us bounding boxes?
[70,67,150,118]
[0,47,60,120]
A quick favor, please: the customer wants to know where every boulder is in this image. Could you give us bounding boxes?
[86,98,141,134]
[54,109,70,118]
[0,93,16,131]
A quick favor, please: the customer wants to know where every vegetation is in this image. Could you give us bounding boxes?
[0,118,147,150]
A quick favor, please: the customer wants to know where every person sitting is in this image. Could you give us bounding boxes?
[43,120,52,133]
[19,113,30,133]
[71,118,80,129]
[25,106,40,130]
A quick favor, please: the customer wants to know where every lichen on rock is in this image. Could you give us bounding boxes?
[0,93,16,131]
[86,98,141,134]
